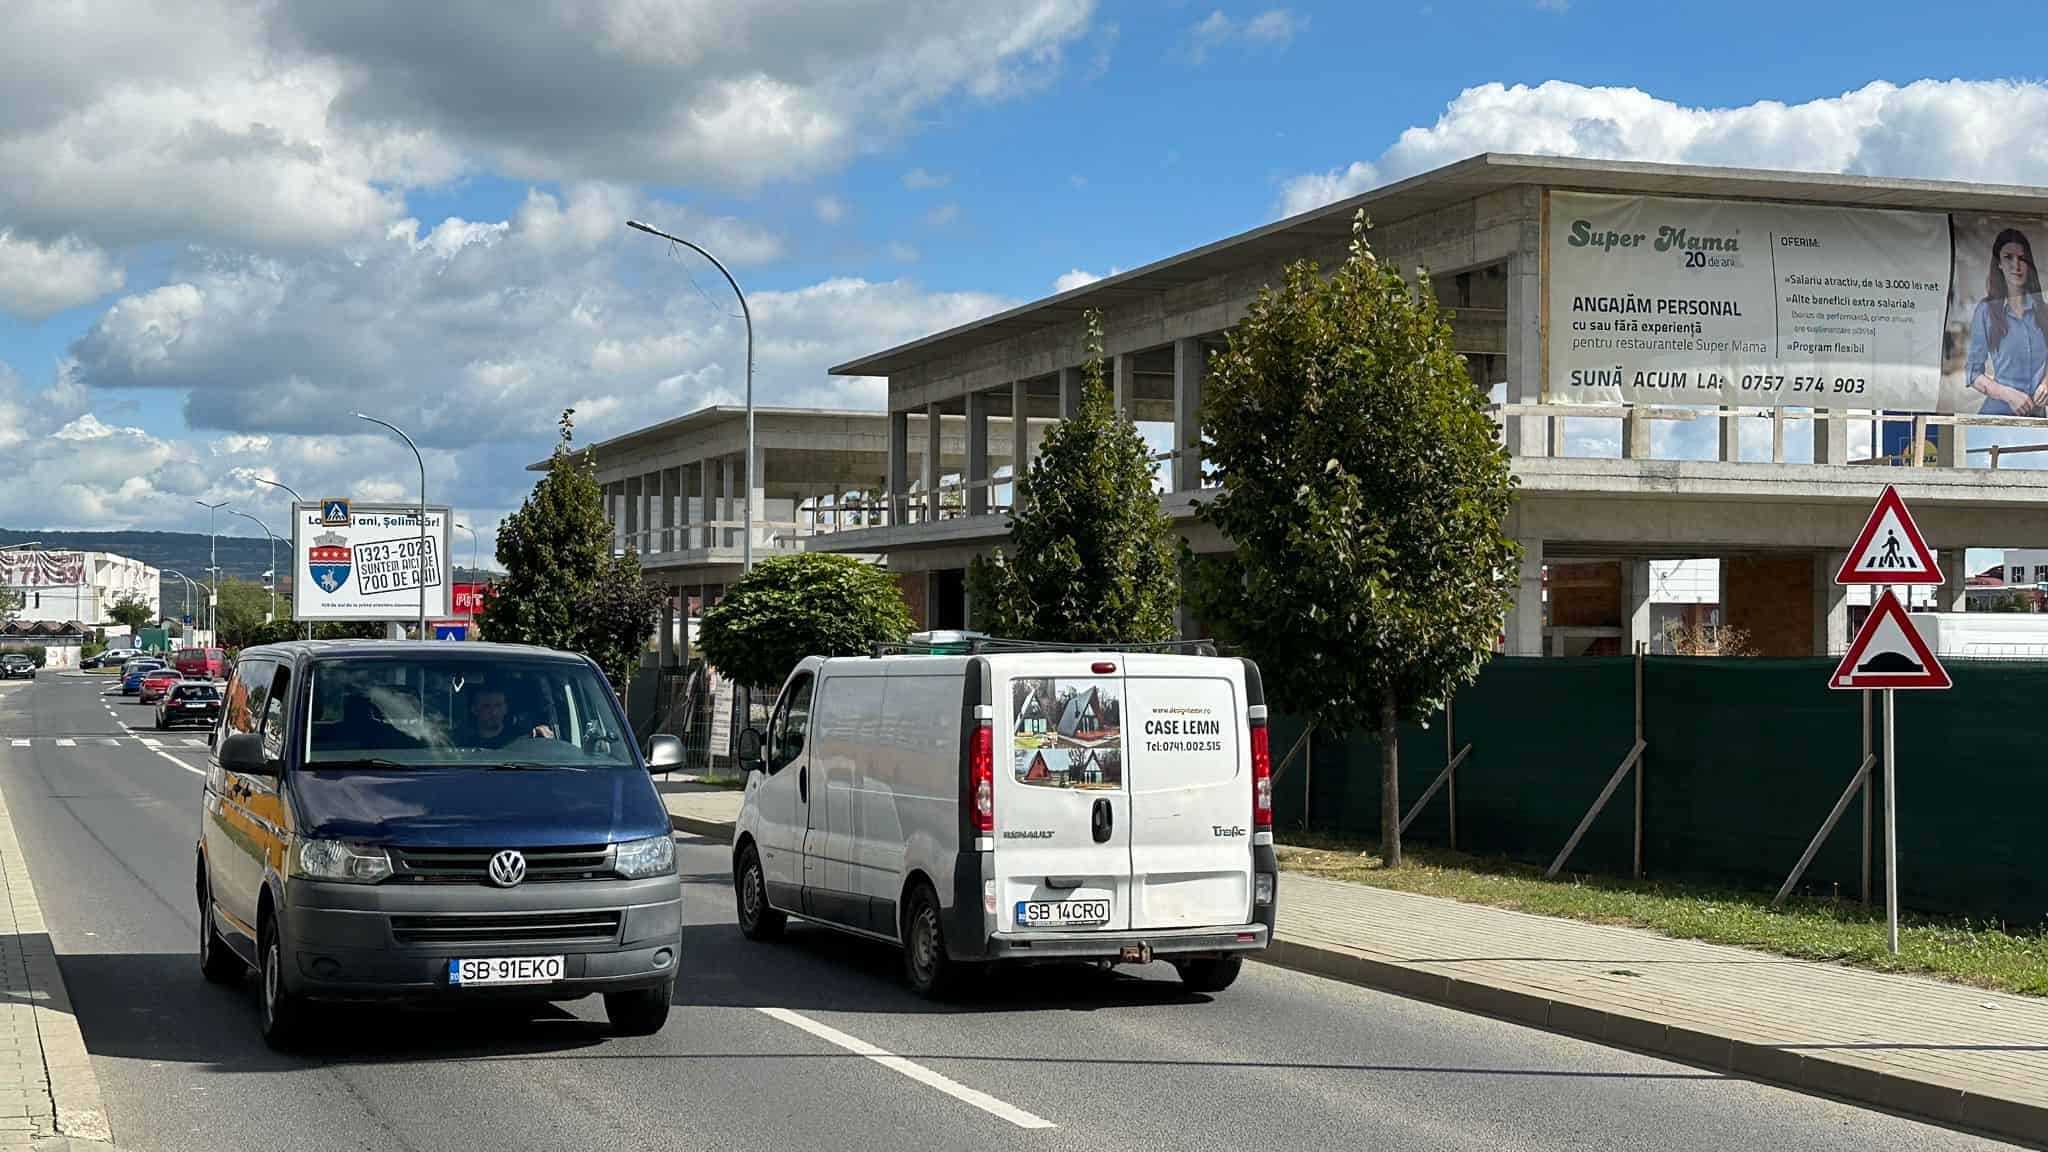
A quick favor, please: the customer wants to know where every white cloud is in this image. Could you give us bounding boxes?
[1534,0,1568,10]
[1053,265,1122,293]
[887,241,921,263]
[923,203,963,228]
[902,168,952,190]
[1279,79,2048,217]
[1190,9,1296,62]
[1243,9,1299,42]
[815,195,848,223]
[0,231,124,320]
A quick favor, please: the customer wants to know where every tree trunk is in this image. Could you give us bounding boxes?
[1379,686,1401,868]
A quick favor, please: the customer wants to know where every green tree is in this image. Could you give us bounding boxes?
[968,309,1180,642]
[106,592,155,633]
[213,578,283,648]
[698,554,914,690]
[0,588,19,627]
[1188,212,1519,866]
[480,409,665,692]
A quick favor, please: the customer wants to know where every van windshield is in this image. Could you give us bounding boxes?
[304,656,633,769]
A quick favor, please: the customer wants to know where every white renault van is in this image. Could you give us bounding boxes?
[730,637,1277,997]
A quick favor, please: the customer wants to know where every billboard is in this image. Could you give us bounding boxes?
[453,582,488,616]
[1944,215,2048,418]
[0,551,85,587]
[291,502,452,622]
[1547,191,1955,411]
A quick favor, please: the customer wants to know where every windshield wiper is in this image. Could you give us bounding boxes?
[487,761,589,772]
[306,757,414,770]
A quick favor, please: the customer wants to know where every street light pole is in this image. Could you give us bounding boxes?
[454,522,478,581]
[626,219,755,574]
[255,477,313,639]
[163,569,198,635]
[194,500,230,643]
[231,511,279,623]
[353,413,428,640]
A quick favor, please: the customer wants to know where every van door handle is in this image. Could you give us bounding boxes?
[798,765,808,804]
[1091,798,1113,843]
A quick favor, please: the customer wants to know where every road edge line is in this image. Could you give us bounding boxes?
[755,1007,1056,1130]
[0,788,113,1144]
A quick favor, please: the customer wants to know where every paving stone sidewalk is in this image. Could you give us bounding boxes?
[664,785,2048,1146]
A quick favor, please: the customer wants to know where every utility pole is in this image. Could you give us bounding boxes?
[194,500,230,644]
[353,413,429,640]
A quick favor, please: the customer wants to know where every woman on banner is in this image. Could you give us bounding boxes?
[1965,228,2048,416]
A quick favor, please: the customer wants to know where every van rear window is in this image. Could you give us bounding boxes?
[1011,677,1123,789]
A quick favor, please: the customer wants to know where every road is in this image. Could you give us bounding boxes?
[0,671,2022,1152]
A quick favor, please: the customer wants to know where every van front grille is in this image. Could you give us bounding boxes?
[390,911,622,947]
[388,845,615,884]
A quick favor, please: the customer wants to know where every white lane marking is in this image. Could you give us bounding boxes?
[183,739,204,748]
[8,740,25,747]
[141,738,162,748]
[101,739,119,747]
[755,1007,1055,1130]
[54,739,74,747]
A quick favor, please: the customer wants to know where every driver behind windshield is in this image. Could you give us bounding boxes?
[461,682,556,748]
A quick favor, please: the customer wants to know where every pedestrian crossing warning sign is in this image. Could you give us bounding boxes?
[320,499,350,526]
[1835,485,1941,585]
[1830,588,1951,690]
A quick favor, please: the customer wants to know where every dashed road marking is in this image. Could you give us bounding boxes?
[54,739,73,748]
[755,1007,1056,1130]
[7,740,24,748]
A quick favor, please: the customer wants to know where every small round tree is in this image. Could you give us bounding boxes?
[697,553,915,691]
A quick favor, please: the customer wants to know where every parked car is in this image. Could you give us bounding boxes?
[0,654,34,680]
[89,647,141,669]
[172,646,228,681]
[196,640,687,1050]
[156,681,222,730]
[120,660,165,695]
[139,667,185,704]
[731,635,1277,997]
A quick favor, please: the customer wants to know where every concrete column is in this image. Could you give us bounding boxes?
[1113,353,1136,421]
[1937,423,1967,469]
[1621,411,1651,459]
[677,463,694,550]
[1503,251,1547,458]
[1059,366,1082,420]
[658,594,675,666]
[1939,549,1969,613]
[966,389,991,516]
[720,456,736,549]
[1719,407,1740,462]
[1623,559,1653,651]
[1813,409,1850,465]
[1506,538,1545,656]
[749,476,766,553]
[649,470,666,555]
[1010,378,1030,499]
[924,403,943,521]
[887,410,910,525]
[1814,551,1849,656]
[1173,337,1205,490]
[606,482,622,554]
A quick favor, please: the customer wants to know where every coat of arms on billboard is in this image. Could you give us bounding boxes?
[309,530,353,593]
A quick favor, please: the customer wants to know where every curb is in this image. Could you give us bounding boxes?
[658,810,2045,1147]
[1259,936,2047,1149]
[0,794,112,1146]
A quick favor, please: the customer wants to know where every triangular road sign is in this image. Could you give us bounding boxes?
[1836,485,1940,585]
[1830,588,1951,690]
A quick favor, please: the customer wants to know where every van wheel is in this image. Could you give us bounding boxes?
[1173,955,1243,993]
[604,981,674,1036]
[197,869,244,985]
[734,844,784,941]
[902,884,959,999]
[259,917,306,1050]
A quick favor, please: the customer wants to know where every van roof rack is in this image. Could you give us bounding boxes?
[872,631,1218,658]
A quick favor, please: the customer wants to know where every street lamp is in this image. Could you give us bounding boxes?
[626,218,755,574]
[255,476,313,639]
[194,500,230,642]
[254,477,304,504]
[455,520,479,582]
[231,511,279,623]
[163,569,199,635]
[0,540,41,551]
[352,412,428,640]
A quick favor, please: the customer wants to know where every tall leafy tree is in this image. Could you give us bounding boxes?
[107,593,155,633]
[0,588,21,628]
[480,410,665,692]
[698,554,914,690]
[969,309,1180,642]
[1189,213,1520,866]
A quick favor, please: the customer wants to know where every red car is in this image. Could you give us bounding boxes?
[139,668,185,704]
[172,646,228,680]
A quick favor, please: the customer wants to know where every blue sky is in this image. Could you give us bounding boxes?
[0,0,2041,572]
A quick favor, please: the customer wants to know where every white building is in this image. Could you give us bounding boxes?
[0,551,161,627]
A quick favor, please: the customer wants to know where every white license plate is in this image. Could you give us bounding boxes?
[448,956,564,986]
[1015,899,1111,927]
[184,703,210,709]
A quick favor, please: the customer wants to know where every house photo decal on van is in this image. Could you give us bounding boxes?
[1012,677,1124,789]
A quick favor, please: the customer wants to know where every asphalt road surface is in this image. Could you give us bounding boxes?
[0,672,2023,1151]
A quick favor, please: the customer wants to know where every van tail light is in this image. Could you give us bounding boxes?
[971,721,995,833]
[1250,720,1273,828]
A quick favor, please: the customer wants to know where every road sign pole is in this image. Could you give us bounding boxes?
[1883,686,1899,955]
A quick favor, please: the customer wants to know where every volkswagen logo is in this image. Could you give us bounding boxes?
[487,850,527,888]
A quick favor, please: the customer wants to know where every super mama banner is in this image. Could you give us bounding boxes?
[1547,191,1954,412]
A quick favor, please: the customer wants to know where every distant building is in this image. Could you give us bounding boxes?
[1,550,159,629]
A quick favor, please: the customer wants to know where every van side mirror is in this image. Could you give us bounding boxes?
[647,733,684,771]
[218,732,273,777]
[736,726,764,769]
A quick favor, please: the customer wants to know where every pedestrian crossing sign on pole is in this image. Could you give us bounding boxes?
[1835,485,1941,585]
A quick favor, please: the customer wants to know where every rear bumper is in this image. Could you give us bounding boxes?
[986,922,1269,961]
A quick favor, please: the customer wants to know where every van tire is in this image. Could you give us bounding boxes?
[605,981,674,1036]
[901,883,959,999]
[259,916,306,1050]
[197,869,244,985]
[1173,955,1243,993]
[735,843,784,941]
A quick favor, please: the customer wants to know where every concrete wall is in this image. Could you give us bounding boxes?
[1722,554,1816,657]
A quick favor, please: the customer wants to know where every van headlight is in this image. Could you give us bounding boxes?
[294,839,393,884]
[614,835,676,879]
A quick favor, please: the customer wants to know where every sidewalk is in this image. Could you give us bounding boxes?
[663,787,2048,1146]
[0,790,111,1149]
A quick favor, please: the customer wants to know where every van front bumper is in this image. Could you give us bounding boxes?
[985,922,1268,962]
[278,874,683,1002]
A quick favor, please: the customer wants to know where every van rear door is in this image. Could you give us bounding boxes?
[1123,657,1253,931]
[992,657,1131,933]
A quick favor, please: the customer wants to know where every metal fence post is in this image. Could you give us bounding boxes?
[1446,700,1457,851]
[1633,643,1645,880]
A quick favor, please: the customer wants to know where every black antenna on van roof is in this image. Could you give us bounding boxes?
[870,632,1219,658]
